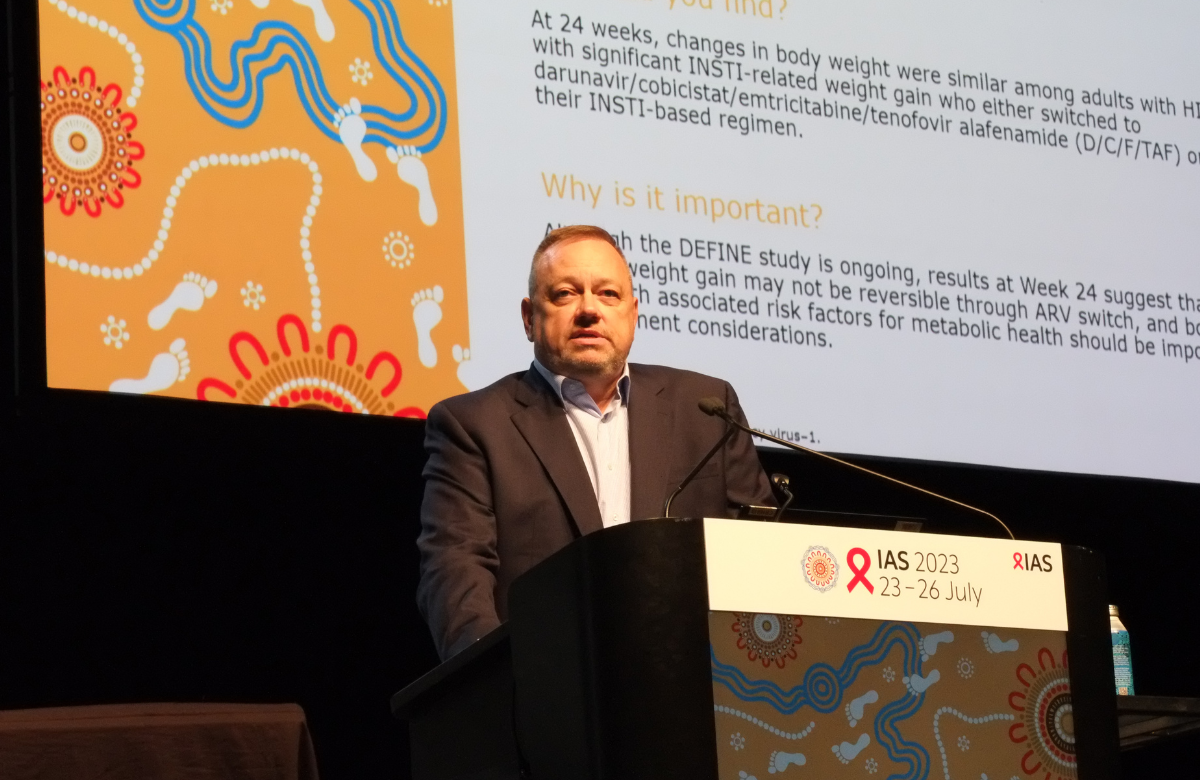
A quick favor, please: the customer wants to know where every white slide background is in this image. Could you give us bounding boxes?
[450,0,1200,483]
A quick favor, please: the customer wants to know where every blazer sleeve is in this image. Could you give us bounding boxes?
[720,381,777,512]
[416,400,503,660]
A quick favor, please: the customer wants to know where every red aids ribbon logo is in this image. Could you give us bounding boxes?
[1013,552,1024,570]
[846,548,874,594]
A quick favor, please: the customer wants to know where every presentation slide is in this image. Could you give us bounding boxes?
[39,0,1200,482]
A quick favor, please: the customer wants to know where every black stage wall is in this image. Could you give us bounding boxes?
[1,389,1198,779]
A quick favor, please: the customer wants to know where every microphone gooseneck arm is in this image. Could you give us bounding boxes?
[662,419,737,517]
[697,397,1015,540]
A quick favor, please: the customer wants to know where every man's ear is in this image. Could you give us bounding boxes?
[520,298,535,342]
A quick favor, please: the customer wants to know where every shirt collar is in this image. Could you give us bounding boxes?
[533,359,630,415]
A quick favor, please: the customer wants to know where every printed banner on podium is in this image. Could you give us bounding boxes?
[704,519,1076,779]
[703,518,1067,631]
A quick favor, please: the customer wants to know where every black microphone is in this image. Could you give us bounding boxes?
[697,396,1015,540]
[770,473,794,522]
[661,407,738,517]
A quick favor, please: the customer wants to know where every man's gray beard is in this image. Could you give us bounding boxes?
[539,348,626,380]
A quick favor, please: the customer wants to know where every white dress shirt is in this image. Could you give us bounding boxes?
[533,360,631,528]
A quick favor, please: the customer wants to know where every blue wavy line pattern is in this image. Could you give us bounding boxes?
[874,691,931,780]
[133,0,447,153]
[712,620,931,780]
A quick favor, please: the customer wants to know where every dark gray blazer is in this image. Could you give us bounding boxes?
[416,363,774,659]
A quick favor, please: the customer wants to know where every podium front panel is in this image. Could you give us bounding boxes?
[505,518,1116,780]
[704,519,1113,780]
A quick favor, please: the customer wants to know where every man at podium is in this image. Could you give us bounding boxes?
[416,225,774,659]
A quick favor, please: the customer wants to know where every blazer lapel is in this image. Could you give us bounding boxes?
[628,365,674,520]
[510,368,604,536]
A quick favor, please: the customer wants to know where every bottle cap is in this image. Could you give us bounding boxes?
[1108,604,1120,617]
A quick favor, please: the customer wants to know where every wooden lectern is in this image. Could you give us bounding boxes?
[393,518,1118,779]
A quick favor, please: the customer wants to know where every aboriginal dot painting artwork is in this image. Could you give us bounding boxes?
[40,0,467,415]
[711,612,1075,780]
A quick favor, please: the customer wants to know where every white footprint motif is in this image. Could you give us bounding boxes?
[738,772,758,780]
[109,338,190,394]
[845,690,879,727]
[148,272,217,330]
[293,0,335,40]
[336,98,376,181]
[387,145,438,225]
[412,285,443,367]
[767,751,806,774]
[982,631,1020,654]
[452,344,487,390]
[248,0,334,40]
[921,631,955,661]
[832,734,870,764]
[903,669,941,696]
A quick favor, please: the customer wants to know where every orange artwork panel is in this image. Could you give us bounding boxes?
[711,612,1075,780]
[40,0,468,416]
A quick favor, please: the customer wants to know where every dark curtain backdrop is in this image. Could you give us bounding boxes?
[1,389,1197,778]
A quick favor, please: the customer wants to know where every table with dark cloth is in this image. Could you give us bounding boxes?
[0,702,319,780]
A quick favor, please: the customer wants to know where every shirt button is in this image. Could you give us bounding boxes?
[607,464,613,471]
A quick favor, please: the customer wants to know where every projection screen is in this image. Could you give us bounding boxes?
[38,0,1200,482]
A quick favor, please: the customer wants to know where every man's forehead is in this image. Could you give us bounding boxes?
[536,240,629,282]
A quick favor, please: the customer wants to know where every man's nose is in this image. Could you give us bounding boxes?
[574,292,601,321]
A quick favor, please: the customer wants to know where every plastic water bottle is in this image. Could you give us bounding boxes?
[1109,604,1134,695]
